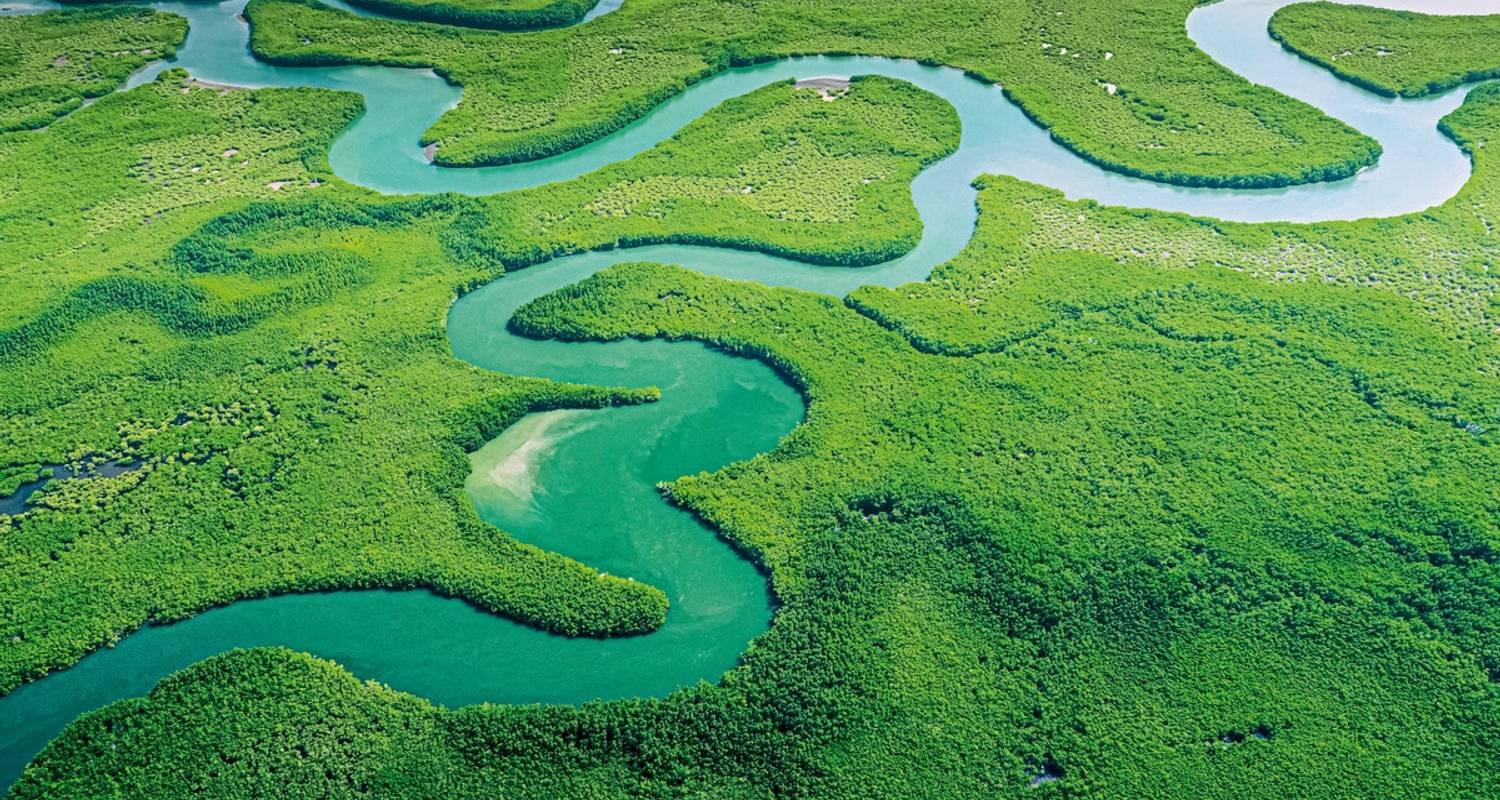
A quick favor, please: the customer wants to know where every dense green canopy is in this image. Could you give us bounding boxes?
[0,7,185,132]
[337,0,601,31]
[245,0,1381,186]
[1271,1,1500,97]
[3,2,1499,798]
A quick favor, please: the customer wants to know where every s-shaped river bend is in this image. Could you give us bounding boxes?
[1,0,1495,789]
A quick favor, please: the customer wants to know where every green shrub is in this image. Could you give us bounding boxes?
[245,0,1381,187]
[1271,2,1500,97]
[341,0,598,30]
[0,7,185,132]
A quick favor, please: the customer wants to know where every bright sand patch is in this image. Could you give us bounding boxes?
[467,409,597,516]
[794,75,851,101]
[183,77,250,95]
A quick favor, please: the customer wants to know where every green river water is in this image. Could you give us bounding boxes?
[0,0,1495,788]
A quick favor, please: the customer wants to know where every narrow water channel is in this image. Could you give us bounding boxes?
[1,0,1494,790]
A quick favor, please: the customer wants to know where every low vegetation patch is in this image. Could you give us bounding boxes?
[0,7,185,132]
[0,72,948,694]
[475,75,960,267]
[246,0,1380,187]
[7,8,1500,800]
[1271,1,1500,97]
[20,173,1500,793]
[339,0,598,30]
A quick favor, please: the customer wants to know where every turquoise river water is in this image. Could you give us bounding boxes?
[0,0,1495,789]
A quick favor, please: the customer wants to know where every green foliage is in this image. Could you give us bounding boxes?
[340,0,598,30]
[246,0,1379,187]
[8,7,1500,799]
[20,181,1500,793]
[0,71,944,694]
[0,68,370,325]
[0,190,671,692]
[474,76,960,267]
[0,7,185,132]
[1271,2,1500,97]
[503,181,1500,797]
[849,82,1500,357]
[0,465,47,499]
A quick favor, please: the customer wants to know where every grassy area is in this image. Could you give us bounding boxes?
[18,175,1500,799]
[0,74,956,693]
[246,0,1381,188]
[1270,1,1500,97]
[339,0,598,30]
[0,7,185,133]
[7,4,1500,798]
[0,68,359,325]
[477,75,960,266]
[848,82,1500,356]
[11,63,1500,800]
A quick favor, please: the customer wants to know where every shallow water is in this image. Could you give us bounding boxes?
[27,0,1486,220]
[2,0,1497,790]
[0,461,140,516]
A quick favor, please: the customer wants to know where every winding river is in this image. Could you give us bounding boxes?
[1,0,1496,789]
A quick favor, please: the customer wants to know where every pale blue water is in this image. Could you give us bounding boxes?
[95,0,1483,222]
[1,0,1496,790]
